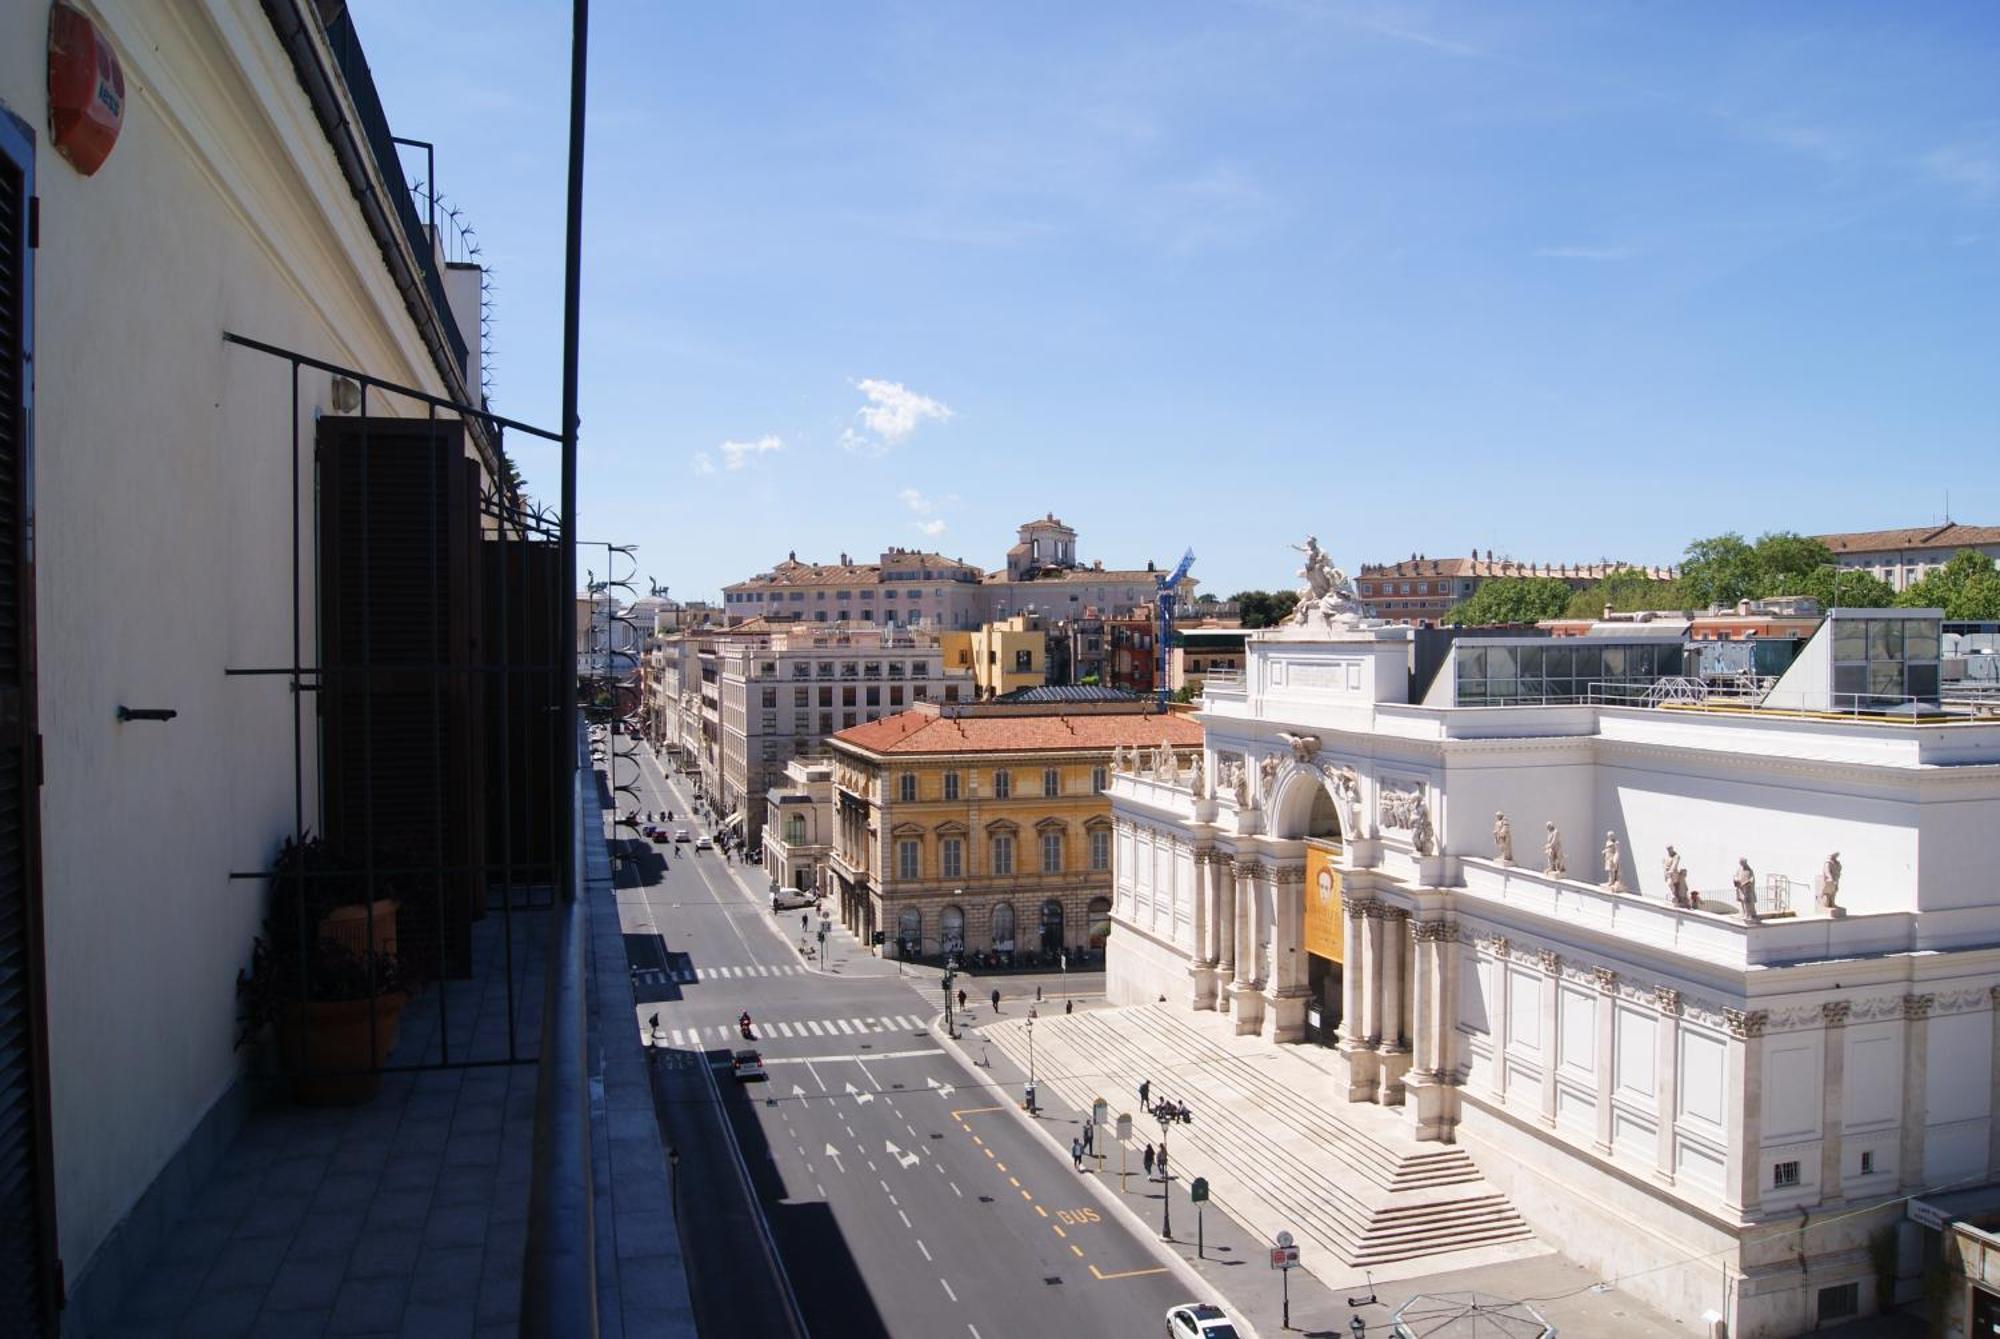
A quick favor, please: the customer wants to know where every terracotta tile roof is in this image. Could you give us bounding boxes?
[1815,523,2000,555]
[830,708,1203,756]
[982,568,1165,584]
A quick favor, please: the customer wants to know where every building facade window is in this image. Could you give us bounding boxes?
[943,771,960,801]
[898,840,921,881]
[1092,766,1107,794]
[941,838,964,879]
[899,772,917,803]
[991,834,1014,875]
[785,815,806,844]
[898,907,921,954]
[1043,767,1060,797]
[1041,832,1063,873]
[991,902,1016,952]
[993,770,1011,799]
[1089,829,1109,871]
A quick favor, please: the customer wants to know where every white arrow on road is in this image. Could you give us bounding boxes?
[885,1140,921,1170]
[926,1076,955,1099]
[846,1083,874,1106]
[823,1143,845,1172]
[792,1084,809,1103]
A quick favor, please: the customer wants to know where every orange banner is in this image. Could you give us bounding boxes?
[1304,843,1343,963]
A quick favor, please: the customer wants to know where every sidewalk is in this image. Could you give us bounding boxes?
[948,1000,1693,1339]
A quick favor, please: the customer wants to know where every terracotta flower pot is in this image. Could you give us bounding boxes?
[318,898,399,960]
[279,991,407,1106]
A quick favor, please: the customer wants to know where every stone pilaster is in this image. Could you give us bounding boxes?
[1653,987,1681,1184]
[1374,908,1411,1105]
[1216,856,1237,1015]
[1899,993,1934,1193]
[1264,865,1309,1043]
[1538,951,1562,1129]
[1592,967,1617,1156]
[1188,851,1220,1011]
[1229,860,1264,1034]
[1403,919,1458,1141]
[1819,1000,1850,1205]
[1988,988,2000,1179]
[1723,1007,1769,1218]
[1340,898,1383,1101]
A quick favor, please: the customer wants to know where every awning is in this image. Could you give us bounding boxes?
[723,810,746,831]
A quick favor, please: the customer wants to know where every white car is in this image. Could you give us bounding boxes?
[672,829,692,843]
[730,1049,766,1081]
[1166,1303,1239,1339]
[695,835,714,851]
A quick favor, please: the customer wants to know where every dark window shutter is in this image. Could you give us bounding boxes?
[0,109,55,1338]
[317,418,481,979]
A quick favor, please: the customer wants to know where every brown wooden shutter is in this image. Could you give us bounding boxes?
[317,417,482,979]
[0,108,55,1338]
[482,532,562,886]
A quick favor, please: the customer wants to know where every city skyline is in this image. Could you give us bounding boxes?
[356,0,2000,598]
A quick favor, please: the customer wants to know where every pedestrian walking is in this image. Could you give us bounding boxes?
[1143,1144,1156,1178]
[801,913,809,933]
[1139,1078,1151,1109]
[957,988,967,1010]
[991,988,1001,1013]
[1158,1148,1170,1180]
[1036,985,1043,1002]
[1071,1137,1083,1171]
[1082,1123,1094,1156]
[1065,998,1074,1015]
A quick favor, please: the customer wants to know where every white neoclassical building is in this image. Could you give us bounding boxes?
[1108,601,2000,1337]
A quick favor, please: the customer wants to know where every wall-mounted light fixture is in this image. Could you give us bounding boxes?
[329,375,363,414]
[116,706,177,723]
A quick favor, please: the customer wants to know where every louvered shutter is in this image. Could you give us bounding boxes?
[0,110,55,1338]
[318,418,482,980]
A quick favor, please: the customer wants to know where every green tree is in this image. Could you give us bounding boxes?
[1897,550,2000,620]
[1230,589,1300,629]
[1676,533,1760,608]
[1444,577,1572,626]
[1562,569,1687,619]
[1794,565,1895,609]
[1748,532,1834,597]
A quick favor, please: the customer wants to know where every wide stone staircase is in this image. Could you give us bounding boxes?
[980,1003,1538,1281]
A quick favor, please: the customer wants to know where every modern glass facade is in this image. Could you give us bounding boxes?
[1452,639,1686,706]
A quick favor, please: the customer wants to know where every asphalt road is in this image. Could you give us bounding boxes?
[611,736,1202,1339]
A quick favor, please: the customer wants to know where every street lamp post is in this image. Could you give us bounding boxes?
[1149,1096,1193,1240]
[1026,1017,1037,1114]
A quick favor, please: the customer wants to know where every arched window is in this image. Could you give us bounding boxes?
[1087,897,1112,950]
[991,902,1016,953]
[897,907,922,955]
[1039,899,1065,952]
[941,905,965,955]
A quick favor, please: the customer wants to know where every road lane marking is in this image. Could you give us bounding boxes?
[917,1239,932,1262]
[1088,1264,1170,1281]
[1008,1176,1020,1187]
[804,1061,826,1091]
[835,1019,856,1034]
[1020,1189,1032,1200]
[995,1162,1006,1172]
[1069,1244,1084,1258]
[898,1209,912,1229]
[940,1278,958,1303]
[806,1021,826,1036]
[951,1106,1007,1119]
[1035,1205,1048,1217]
[880,1179,891,1193]
[970,1136,983,1146]
[1051,1223,1066,1238]
[950,1181,962,1197]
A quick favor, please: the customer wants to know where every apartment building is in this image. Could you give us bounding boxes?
[761,757,836,897]
[940,612,1050,699]
[1817,522,2000,592]
[722,513,1189,632]
[824,700,1202,959]
[1356,552,1675,624]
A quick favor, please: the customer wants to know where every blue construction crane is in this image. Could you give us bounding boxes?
[1155,547,1196,708]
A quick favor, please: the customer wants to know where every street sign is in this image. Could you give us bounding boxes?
[1092,1098,1108,1128]
[1115,1113,1132,1141]
[1190,1176,1210,1203]
[1276,1231,1294,1247]
[1269,1245,1300,1270]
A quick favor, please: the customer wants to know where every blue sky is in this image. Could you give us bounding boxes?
[355,1,2000,600]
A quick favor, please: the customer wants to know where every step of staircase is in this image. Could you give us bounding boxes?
[977,1002,1543,1282]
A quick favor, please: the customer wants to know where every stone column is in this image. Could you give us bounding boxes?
[1338,895,1365,1045]
[1819,1001,1850,1205]
[1230,860,1264,1034]
[1538,951,1561,1129]
[1654,988,1681,1184]
[1340,900,1383,1102]
[1188,851,1218,1011]
[1216,857,1237,1015]
[1592,968,1617,1157]
[1266,865,1309,1042]
[1376,908,1410,1104]
[1403,919,1455,1140]
[1723,1007,1768,1218]
[1899,993,1934,1193]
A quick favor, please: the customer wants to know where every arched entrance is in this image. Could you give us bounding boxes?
[1039,899,1065,954]
[1268,770,1347,1047]
[941,905,966,957]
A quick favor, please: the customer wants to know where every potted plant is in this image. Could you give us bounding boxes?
[237,932,409,1105]
[236,834,410,1105]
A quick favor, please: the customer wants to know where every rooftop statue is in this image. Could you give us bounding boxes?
[1287,536,1364,629]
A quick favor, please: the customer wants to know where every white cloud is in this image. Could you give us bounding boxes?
[719,434,784,470]
[915,519,948,537]
[1924,142,2000,200]
[691,450,716,476]
[899,487,935,513]
[844,380,954,455]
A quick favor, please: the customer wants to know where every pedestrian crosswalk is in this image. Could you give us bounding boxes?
[631,962,812,985]
[655,1014,929,1047]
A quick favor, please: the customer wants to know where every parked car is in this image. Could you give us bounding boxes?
[1166,1303,1239,1339]
[730,1050,766,1081]
[771,889,815,912]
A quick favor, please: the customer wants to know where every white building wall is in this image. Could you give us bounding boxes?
[2,0,482,1283]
